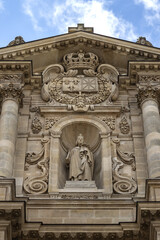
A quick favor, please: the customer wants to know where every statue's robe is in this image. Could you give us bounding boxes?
[66,145,94,181]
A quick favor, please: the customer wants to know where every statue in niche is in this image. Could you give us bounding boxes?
[66,134,94,181]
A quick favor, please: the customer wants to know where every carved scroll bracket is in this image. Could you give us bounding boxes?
[111,138,137,194]
[24,138,50,194]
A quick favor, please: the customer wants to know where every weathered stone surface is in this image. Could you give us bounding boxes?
[1,23,160,240]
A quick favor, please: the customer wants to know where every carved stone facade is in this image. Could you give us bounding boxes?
[0,24,160,239]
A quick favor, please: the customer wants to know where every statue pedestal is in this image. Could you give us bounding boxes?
[63,181,98,192]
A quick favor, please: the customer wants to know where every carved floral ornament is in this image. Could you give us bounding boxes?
[41,50,119,111]
[0,83,24,104]
[137,83,160,106]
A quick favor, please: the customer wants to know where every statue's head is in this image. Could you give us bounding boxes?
[76,133,84,146]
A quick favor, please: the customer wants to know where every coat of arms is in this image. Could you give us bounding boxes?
[41,50,119,111]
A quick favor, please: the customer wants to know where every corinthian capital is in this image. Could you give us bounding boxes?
[0,83,24,105]
[137,84,160,106]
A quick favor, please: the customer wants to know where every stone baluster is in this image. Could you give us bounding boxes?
[137,84,160,178]
[0,84,23,178]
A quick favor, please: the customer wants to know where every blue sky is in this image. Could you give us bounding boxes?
[0,0,160,48]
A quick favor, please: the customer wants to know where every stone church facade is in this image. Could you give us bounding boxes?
[0,24,160,240]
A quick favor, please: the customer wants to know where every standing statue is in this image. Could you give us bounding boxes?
[66,134,94,181]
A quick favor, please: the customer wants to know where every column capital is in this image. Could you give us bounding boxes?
[137,83,160,106]
[0,83,24,105]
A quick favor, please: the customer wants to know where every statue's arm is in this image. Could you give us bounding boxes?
[66,151,71,165]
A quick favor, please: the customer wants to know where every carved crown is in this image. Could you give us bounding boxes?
[63,50,99,71]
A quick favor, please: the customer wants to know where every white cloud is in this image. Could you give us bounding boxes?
[135,0,160,26]
[0,0,4,10]
[22,0,42,31]
[22,0,137,41]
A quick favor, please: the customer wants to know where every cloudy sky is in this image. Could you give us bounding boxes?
[0,0,160,48]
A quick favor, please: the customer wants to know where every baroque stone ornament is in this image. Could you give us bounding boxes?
[8,36,25,46]
[0,74,23,83]
[45,117,60,130]
[41,50,119,111]
[136,36,152,46]
[137,83,160,106]
[31,115,42,134]
[111,139,137,194]
[139,75,160,83]
[99,116,115,130]
[24,138,50,194]
[0,83,24,105]
[119,115,130,134]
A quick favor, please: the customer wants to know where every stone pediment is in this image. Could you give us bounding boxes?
[0,31,160,74]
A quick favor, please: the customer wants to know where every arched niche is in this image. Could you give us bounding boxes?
[48,115,112,194]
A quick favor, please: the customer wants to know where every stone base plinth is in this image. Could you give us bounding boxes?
[63,180,97,192]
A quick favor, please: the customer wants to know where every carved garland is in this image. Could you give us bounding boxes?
[31,115,42,134]
[24,138,50,194]
[119,115,130,134]
[112,139,137,194]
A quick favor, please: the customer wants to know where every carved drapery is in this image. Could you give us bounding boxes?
[41,51,119,112]
[24,138,50,194]
[111,139,137,194]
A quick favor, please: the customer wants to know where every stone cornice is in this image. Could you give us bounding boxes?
[0,32,160,61]
[0,61,42,88]
[0,61,32,84]
[119,61,160,87]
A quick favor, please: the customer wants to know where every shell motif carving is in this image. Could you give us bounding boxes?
[23,138,50,194]
[111,139,137,194]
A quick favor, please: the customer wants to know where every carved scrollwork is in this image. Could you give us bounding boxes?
[111,139,137,194]
[24,138,50,194]
[41,51,119,111]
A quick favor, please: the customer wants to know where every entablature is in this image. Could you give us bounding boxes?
[0,31,160,64]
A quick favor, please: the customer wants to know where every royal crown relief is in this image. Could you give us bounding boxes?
[41,50,119,111]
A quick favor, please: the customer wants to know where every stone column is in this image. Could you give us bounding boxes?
[100,133,112,194]
[0,84,23,178]
[48,130,61,193]
[137,84,160,178]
